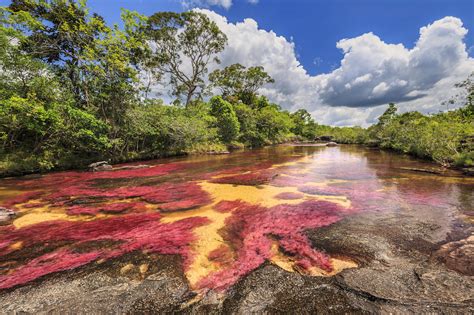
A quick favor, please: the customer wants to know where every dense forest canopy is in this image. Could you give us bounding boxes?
[0,0,473,175]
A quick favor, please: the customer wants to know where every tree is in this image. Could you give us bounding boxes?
[209,63,274,104]
[290,109,317,139]
[209,96,240,143]
[256,104,294,143]
[454,72,474,118]
[6,1,148,128]
[146,11,227,107]
[377,103,397,127]
[8,0,107,105]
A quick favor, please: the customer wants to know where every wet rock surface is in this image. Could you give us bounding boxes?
[0,207,15,222]
[1,209,472,314]
[434,235,474,275]
[1,146,473,313]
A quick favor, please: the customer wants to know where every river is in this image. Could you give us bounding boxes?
[0,145,473,313]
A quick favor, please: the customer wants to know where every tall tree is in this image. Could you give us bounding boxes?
[146,11,227,107]
[8,0,106,105]
[6,1,148,129]
[290,109,317,139]
[209,63,274,104]
[377,103,398,127]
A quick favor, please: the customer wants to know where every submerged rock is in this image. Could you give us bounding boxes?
[399,167,444,175]
[88,161,112,172]
[0,207,16,222]
[113,165,150,171]
[434,235,474,275]
[462,168,474,176]
[207,150,230,155]
[326,142,338,147]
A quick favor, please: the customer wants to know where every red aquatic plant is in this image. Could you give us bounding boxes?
[66,202,148,215]
[196,199,343,291]
[2,191,43,208]
[0,213,209,289]
[210,169,278,186]
[274,192,304,200]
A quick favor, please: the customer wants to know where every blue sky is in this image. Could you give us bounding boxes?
[54,0,474,75]
[2,0,473,126]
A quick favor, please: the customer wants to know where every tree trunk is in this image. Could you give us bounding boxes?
[185,85,196,109]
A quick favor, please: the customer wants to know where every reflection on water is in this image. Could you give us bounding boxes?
[0,145,472,291]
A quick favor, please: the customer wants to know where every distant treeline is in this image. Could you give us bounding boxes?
[318,91,474,168]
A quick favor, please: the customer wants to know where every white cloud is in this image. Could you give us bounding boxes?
[181,0,259,9]
[317,17,470,109]
[195,9,316,110]
[182,0,233,9]
[161,10,474,126]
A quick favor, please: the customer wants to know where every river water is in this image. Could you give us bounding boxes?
[0,145,473,311]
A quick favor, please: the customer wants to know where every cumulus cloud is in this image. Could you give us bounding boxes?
[182,0,233,10]
[195,9,316,109]
[317,17,470,108]
[165,10,474,126]
[181,0,259,9]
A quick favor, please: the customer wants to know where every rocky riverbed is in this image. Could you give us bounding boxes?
[0,145,472,313]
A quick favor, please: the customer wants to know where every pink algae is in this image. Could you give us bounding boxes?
[274,192,304,200]
[0,213,209,289]
[66,202,148,215]
[196,199,343,291]
[0,155,373,291]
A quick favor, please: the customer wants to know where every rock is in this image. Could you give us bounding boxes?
[462,168,474,176]
[206,150,230,155]
[88,161,112,172]
[113,165,150,171]
[94,164,113,172]
[399,167,443,175]
[434,235,474,275]
[326,142,338,147]
[88,161,109,168]
[0,207,16,222]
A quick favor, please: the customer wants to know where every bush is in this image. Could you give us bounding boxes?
[209,96,240,144]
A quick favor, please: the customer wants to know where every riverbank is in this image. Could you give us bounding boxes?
[0,142,231,178]
[1,142,472,179]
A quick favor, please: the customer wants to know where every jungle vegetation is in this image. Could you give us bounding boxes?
[0,0,472,176]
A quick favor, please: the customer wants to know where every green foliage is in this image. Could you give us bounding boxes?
[209,63,274,104]
[233,102,261,146]
[6,0,148,127]
[209,96,240,144]
[122,100,219,158]
[146,11,227,106]
[255,102,294,144]
[368,109,474,166]
[290,109,318,140]
[0,94,111,172]
[313,101,473,167]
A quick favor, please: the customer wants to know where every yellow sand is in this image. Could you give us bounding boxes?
[11,197,156,229]
[161,178,351,288]
[9,241,23,250]
[11,204,113,228]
